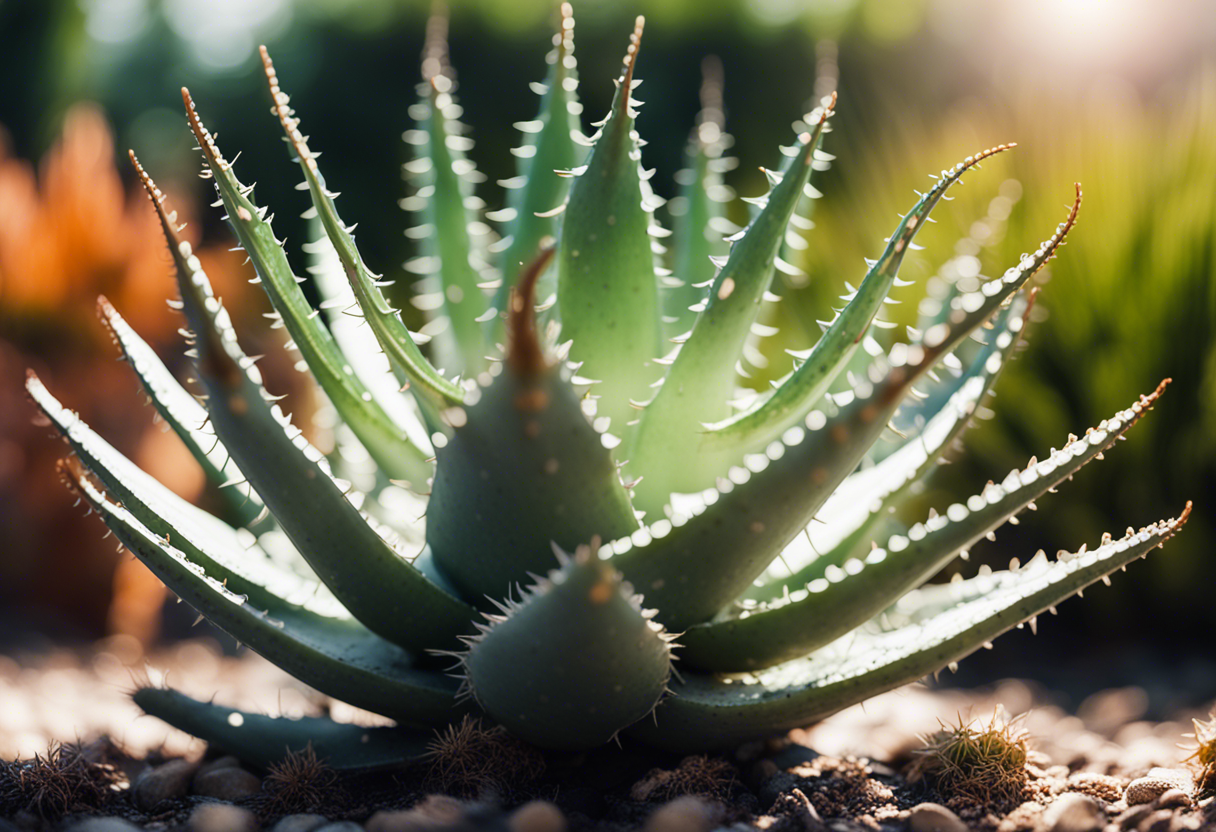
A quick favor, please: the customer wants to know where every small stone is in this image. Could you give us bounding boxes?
[134,758,198,810]
[270,815,329,832]
[313,824,365,832]
[1136,808,1174,832]
[63,820,143,832]
[198,755,241,773]
[1066,771,1125,803]
[1127,778,1180,806]
[1154,789,1191,810]
[509,801,565,832]
[907,803,969,832]
[193,766,263,800]
[1116,804,1153,830]
[644,797,716,832]
[366,796,468,832]
[189,803,260,832]
[1043,793,1103,832]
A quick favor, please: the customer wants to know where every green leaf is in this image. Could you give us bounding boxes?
[402,16,495,380]
[428,247,639,603]
[628,97,834,516]
[630,503,1190,752]
[97,296,266,528]
[663,56,735,338]
[134,688,432,771]
[462,542,673,749]
[178,91,430,487]
[679,379,1169,671]
[130,156,476,652]
[609,184,1082,631]
[490,2,584,329]
[261,48,464,437]
[703,144,1018,460]
[60,459,461,726]
[556,16,663,435]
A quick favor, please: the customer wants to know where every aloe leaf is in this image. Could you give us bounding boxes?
[60,459,461,725]
[556,16,663,434]
[489,2,583,328]
[461,542,674,749]
[260,50,463,436]
[428,248,639,604]
[96,296,266,528]
[402,12,494,380]
[609,186,1081,631]
[663,56,736,338]
[679,379,1169,671]
[703,145,1017,458]
[130,156,475,651]
[134,688,431,771]
[628,97,834,516]
[178,90,430,487]
[629,503,1190,752]
[747,295,1028,602]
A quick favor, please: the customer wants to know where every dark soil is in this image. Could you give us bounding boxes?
[1,640,1213,831]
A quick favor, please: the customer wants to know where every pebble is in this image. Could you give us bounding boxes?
[189,803,260,832]
[196,755,242,776]
[1154,789,1191,810]
[1116,804,1154,830]
[313,824,365,832]
[644,797,716,832]
[133,758,198,810]
[906,803,969,832]
[366,795,467,832]
[1127,777,1183,806]
[193,765,263,800]
[1135,808,1174,832]
[62,821,143,832]
[1043,793,1103,832]
[270,815,329,832]
[509,801,566,832]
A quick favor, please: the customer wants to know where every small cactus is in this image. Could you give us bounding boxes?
[24,6,1190,766]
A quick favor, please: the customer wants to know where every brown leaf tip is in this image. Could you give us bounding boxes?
[506,242,556,377]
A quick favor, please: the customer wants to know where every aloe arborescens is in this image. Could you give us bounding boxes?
[26,8,1189,767]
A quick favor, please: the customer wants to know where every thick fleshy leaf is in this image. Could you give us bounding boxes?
[130,157,475,651]
[134,688,431,771]
[179,92,430,485]
[97,296,265,528]
[703,145,1017,459]
[402,12,495,379]
[428,249,639,604]
[609,185,1081,631]
[556,16,663,434]
[61,461,461,725]
[630,503,1190,751]
[663,56,735,337]
[261,48,464,436]
[628,97,834,516]
[747,295,1029,602]
[461,542,673,749]
[490,2,584,327]
[679,379,1169,671]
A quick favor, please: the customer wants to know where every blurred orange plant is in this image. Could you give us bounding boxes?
[0,104,303,647]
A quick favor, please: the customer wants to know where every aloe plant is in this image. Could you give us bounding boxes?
[27,7,1190,768]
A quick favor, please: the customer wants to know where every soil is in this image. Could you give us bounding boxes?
[1,638,1213,832]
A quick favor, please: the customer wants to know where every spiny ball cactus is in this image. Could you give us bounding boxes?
[26,7,1190,767]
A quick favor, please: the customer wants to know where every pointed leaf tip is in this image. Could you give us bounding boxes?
[507,243,556,378]
[620,15,645,91]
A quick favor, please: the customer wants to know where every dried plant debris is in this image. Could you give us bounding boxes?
[258,742,344,816]
[0,741,122,820]
[908,714,1031,811]
[423,716,546,799]
[1183,710,1216,798]
[630,755,740,803]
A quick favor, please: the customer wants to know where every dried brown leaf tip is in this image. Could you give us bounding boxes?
[507,242,556,378]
